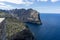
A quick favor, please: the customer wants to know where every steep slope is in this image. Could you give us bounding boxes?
[5,17,34,40]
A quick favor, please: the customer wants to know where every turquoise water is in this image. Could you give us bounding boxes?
[26,14,60,40]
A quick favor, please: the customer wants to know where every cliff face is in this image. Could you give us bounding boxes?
[25,9,41,24]
[5,17,34,40]
[10,27,34,40]
[0,9,41,24]
[0,15,34,40]
[11,9,41,24]
[0,18,5,40]
[0,9,41,40]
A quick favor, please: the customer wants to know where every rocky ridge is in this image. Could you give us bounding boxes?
[0,9,42,40]
[10,9,42,24]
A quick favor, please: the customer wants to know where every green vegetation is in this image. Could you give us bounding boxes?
[0,12,12,18]
[5,17,26,40]
[0,12,5,17]
[0,12,28,40]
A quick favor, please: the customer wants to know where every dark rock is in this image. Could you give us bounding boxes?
[10,28,34,40]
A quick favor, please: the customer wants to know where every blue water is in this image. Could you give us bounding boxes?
[26,14,60,40]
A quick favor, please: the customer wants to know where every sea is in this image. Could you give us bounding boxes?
[26,13,60,40]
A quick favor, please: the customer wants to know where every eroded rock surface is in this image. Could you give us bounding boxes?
[11,9,41,24]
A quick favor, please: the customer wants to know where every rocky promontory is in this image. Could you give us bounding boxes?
[0,9,42,40]
[10,9,41,24]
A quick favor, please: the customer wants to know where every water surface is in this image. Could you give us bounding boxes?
[27,13,60,40]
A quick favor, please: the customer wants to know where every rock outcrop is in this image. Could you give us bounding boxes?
[25,9,41,24]
[0,9,42,40]
[5,17,34,40]
[11,9,41,24]
[0,9,42,24]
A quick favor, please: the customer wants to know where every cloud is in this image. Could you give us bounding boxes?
[37,0,48,2]
[0,5,14,10]
[51,0,60,2]
[37,0,60,2]
[0,0,34,9]
[0,0,25,4]
[0,3,6,5]
[0,2,14,9]
[0,0,33,5]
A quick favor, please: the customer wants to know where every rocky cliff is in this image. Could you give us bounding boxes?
[5,17,34,40]
[0,9,42,24]
[25,9,41,24]
[0,9,42,40]
[10,9,41,24]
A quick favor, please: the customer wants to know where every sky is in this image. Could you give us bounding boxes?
[0,0,60,13]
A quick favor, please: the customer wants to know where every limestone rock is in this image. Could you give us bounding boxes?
[11,9,42,24]
[25,9,41,24]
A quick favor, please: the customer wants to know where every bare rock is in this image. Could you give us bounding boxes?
[11,9,42,24]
